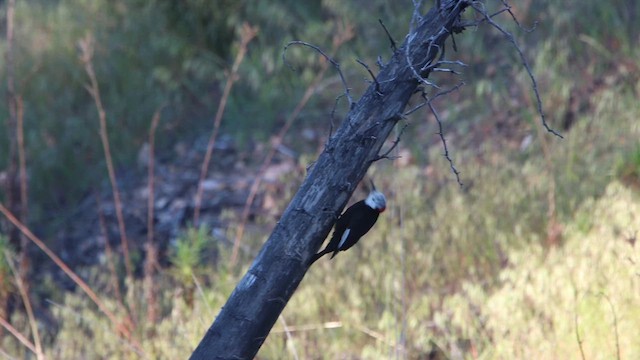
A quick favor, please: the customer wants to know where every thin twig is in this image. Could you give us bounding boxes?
[272,321,342,333]
[426,96,463,187]
[396,163,407,357]
[457,7,510,29]
[79,34,136,310]
[4,0,23,275]
[95,195,125,313]
[16,95,30,288]
[0,203,137,344]
[4,251,44,360]
[356,59,383,96]
[573,289,586,360]
[405,34,444,89]
[409,0,424,34]
[278,315,300,360]
[354,323,398,349]
[0,314,37,356]
[520,80,557,245]
[147,109,162,248]
[499,0,537,32]
[404,81,465,116]
[471,2,563,138]
[192,273,214,320]
[0,347,19,360]
[283,40,354,107]
[16,97,28,218]
[436,59,468,67]
[193,23,258,226]
[330,93,347,135]
[373,122,409,161]
[599,292,620,360]
[431,67,461,75]
[405,0,468,90]
[420,35,447,74]
[378,19,397,52]
[144,108,163,325]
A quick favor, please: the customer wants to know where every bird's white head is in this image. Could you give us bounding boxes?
[365,190,387,212]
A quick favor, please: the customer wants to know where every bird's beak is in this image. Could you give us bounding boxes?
[369,179,377,192]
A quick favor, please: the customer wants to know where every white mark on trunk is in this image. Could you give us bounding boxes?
[238,272,257,291]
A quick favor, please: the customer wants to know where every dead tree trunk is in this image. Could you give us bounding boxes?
[190,1,469,359]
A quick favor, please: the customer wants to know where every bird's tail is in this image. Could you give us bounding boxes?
[308,248,331,266]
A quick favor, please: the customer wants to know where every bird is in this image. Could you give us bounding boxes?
[309,182,386,264]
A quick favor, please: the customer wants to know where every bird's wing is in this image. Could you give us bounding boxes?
[337,228,351,249]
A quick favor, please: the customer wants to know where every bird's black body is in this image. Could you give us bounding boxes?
[309,198,383,264]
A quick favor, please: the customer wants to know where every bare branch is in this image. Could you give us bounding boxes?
[404,81,464,116]
[0,314,37,356]
[144,107,163,325]
[405,32,445,89]
[498,0,538,32]
[96,195,125,313]
[437,59,468,67]
[278,315,300,360]
[410,0,425,34]
[283,41,354,107]
[79,34,137,315]
[458,7,508,28]
[426,94,463,187]
[0,203,139,348]
[599,292,621,360]
[372,122,409,162]
[330,93,348,137]
[194,23,258,226]
[573,289,586,360]
[378,19,397,52]
[4,251,43,359]
[420,35,447,74]
[356,59,383,96]
[431,67,462,75]
[471,2,563,138]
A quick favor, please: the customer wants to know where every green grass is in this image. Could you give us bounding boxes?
[24,83,640,358]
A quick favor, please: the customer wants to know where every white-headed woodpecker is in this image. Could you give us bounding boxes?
[309,183,386,264]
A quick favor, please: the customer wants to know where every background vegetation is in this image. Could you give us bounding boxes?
[1,0,639,358]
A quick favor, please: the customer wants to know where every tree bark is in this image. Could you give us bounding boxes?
[190,1,468,359]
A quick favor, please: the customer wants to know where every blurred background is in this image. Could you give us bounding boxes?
[0,0,639,358]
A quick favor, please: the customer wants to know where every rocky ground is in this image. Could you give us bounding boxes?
[35,133,302,287]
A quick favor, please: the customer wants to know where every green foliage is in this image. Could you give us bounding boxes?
[170,225,212,286]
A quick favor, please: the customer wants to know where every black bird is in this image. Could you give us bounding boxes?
[309,186,386,264]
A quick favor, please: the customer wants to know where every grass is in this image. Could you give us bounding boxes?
[7,80,636,357]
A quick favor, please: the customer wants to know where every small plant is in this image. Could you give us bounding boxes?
[618,144,640,190]
[170,225,213,306]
